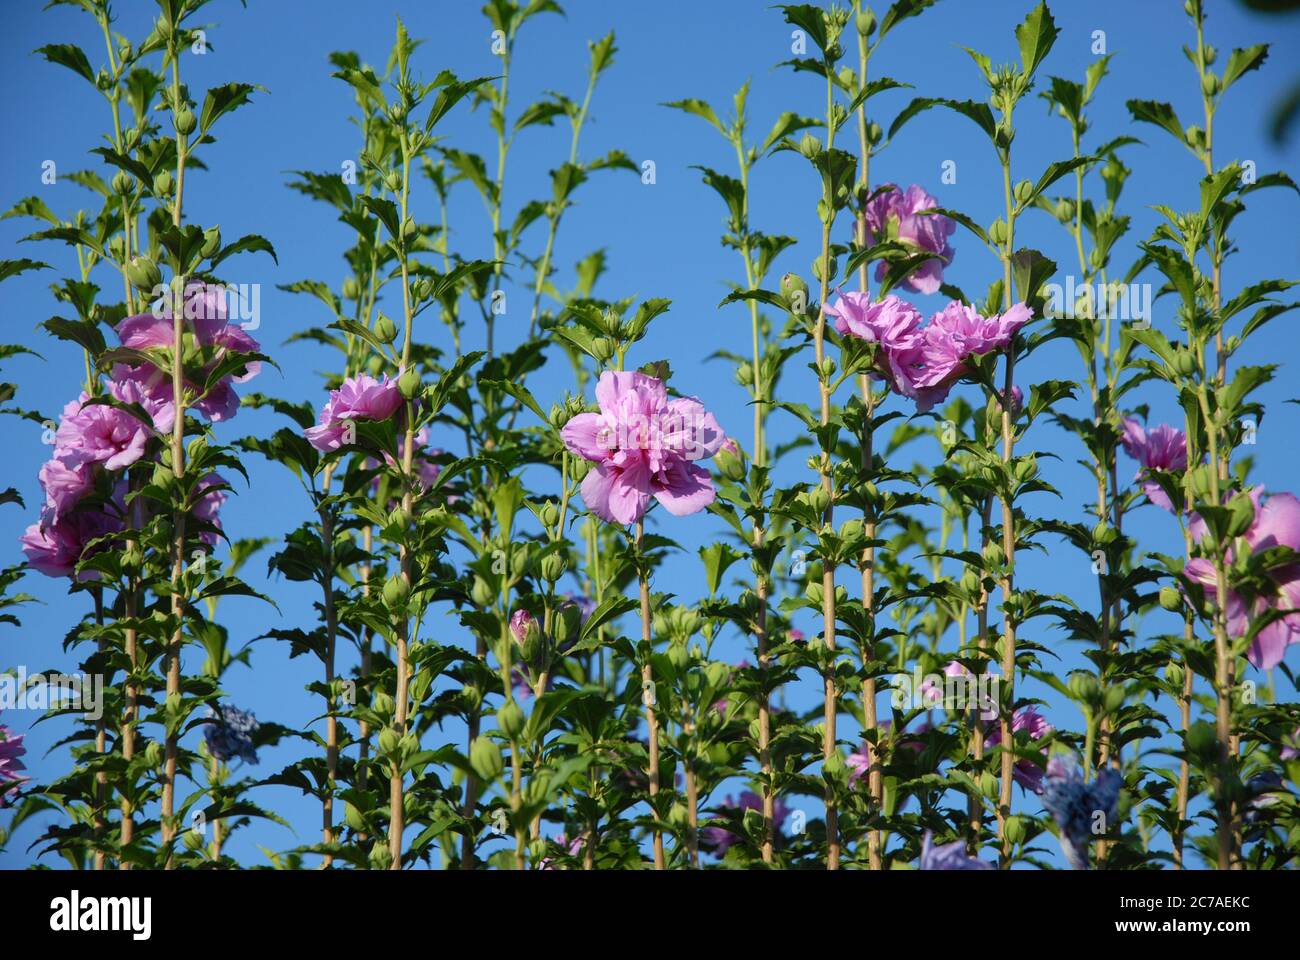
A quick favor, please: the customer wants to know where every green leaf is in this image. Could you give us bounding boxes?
[199,82,261,136]
[1220,45,1268,92]
[209,234,278,270]
[1126,100,1187,145]
[0,259,50,283]
[663,98,728,137]
[1015,2,1059,78]
[34,44,95,85]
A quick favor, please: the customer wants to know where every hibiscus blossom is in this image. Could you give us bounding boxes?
[561,371,725,524]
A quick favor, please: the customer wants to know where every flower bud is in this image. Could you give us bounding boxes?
[469,736,505,781]
[374,313,398,344]
[540,552,566,583]
[398,367,421,399]
[124,256,162,291]
[497,700,525,740]
[382,574,409,610]
[200,225,221,259]
[713,437,747,482]
[780,273,810,311]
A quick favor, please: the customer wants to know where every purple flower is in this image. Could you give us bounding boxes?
[304,374,404,452]
[0,716,27,806]
[38,457,94,522]
[1186,487,1300,670]
[192,474,228,547]
[985,706,1054,793]
[53,392,150,472]
[919,831,994,870]
[700,790,790,856]
[203,704,260,765]
[1039,757,1122,870]
[1281,726,1300,761]
[116,282,261,423]
[1120,418,1187,511]
[19,508,123,580]
[862,184,956,294]
[561,371,725,525]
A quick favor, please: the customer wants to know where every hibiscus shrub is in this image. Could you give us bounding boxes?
[3,0,1299,872]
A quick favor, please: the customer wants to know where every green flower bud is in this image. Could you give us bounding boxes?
[1003,814,1026,845]
[469,736,505,781]
[713,438,747,482]
[780,273,810,312]
[1068,671,1100,703]
[124,256,162,291]
[374,313,398,344]
[540,552,566,583]
[497,701,525,740]
[200,225,221,260]
[398,367,421,399]
[382,574,409,611]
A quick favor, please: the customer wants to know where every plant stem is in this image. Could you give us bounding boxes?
[637,519,665,869]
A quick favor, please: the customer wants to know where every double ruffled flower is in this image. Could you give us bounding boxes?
[115,282,261,424]
[561,371,725,525]
[862,183,956,295]
[305,373,404,452]
[1120,418,1187,511]
[827,293,1031,413]
[1185,487,1300,670]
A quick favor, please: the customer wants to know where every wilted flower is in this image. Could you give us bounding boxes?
[1120,418,1187,511]
[984,706,1054,793]
[1185,487,1300,670]
[560,371,725,525]
[204,704,260,765]
[862,184,956,294]
[919,831,993,870]
[305,373,404,451]
[1039,757,1122,870]
[700,790,790,856]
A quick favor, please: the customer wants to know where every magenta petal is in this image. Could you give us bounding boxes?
[653,461,716,516]
[561,412,614,462]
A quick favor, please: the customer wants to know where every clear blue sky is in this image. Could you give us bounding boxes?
[2,0,1297,868]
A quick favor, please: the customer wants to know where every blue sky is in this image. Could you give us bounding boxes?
[2,0,1297,868]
